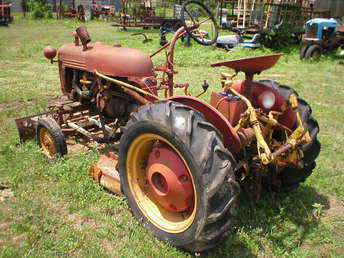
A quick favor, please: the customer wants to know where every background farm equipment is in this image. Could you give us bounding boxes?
[56,0,92,21]
[213,27,261,50]
[0,1,12,25]
[300,18,344,59]
[55,0,116,21]
[16,0,320,253]
[112,0,183,30]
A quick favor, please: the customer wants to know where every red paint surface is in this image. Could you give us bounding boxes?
[169,96,242,153]
[147,146,194,213]
[211,54,283,74]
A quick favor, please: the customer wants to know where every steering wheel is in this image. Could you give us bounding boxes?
[181,0,218,46]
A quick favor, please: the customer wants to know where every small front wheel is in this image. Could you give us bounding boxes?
[36,117,67,160]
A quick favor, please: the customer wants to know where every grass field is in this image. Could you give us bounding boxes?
[0,16,343,257]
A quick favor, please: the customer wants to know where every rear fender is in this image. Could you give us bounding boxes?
[231,81,297,129]
[168,96,242,153]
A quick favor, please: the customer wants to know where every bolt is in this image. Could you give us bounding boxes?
[155,150,160,158]
[178,175,188,183]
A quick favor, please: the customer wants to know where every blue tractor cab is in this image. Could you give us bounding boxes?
[300,18,344,59]
[304,18,339,41]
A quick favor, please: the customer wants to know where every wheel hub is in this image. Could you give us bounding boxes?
[39,128,57,158]
[147,145,194,213]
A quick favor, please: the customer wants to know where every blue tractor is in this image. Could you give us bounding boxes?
[300,18,344,59]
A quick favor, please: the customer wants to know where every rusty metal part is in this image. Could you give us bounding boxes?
[89,153,123,195]
[76,26,91,50]
[67,122,101,141]
[43,45,57,61]
[79,79,92,85]
[271,143,293,159]
[122,87,150,105]
[237,128,255,146]
[58,42,154,77]
[72,32,80,46]
[15,112,52,143]
[228,82,311,166]
[95,71,159,100]
[86,117,113,133]
[257,111,292,133]
[96,86,139,119]
[229,86,272,164]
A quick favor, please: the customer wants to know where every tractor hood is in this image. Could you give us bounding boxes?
[58,42,154,77]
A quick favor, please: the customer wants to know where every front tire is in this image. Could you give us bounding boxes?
[36,117,67,160]
[119,101,240,252]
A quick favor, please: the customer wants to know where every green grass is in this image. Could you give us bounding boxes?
[0,15,343,257]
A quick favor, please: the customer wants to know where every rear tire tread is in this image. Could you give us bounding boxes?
[120,100,240,252]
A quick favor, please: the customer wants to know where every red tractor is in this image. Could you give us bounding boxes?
[0,1,12,25]
[16,1,320,253]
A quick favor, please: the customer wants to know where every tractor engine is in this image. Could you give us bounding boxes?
[96,81,139,120]
[67,68,139,120]
[43,26,156,121]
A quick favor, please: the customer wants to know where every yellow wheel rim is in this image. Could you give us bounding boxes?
[126,133,197,233]
[39,128,57,159]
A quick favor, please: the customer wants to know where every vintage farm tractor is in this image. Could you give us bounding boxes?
[0,1,12,25]
[16,0,320,253]
[300,18,344,59]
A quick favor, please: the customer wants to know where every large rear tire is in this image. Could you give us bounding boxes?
[300,45,309,59]
[259,80,320,192]
[119,100,240,252]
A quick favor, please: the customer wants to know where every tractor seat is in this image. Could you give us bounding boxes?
[211,54,283,74]
[243,34,261,44]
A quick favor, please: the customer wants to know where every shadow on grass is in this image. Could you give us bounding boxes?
[207,185,329,257]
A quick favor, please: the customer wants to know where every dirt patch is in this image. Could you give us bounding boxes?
[263,74,286,78]
[102,238,115,253]
[0,188,14,202]
[11,234,26,249]
[326,195,344,217]
[68,213,104,230]
[0,99,36,112]
[0,222,10,230]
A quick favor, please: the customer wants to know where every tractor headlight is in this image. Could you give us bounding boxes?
[260,91,276,109]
